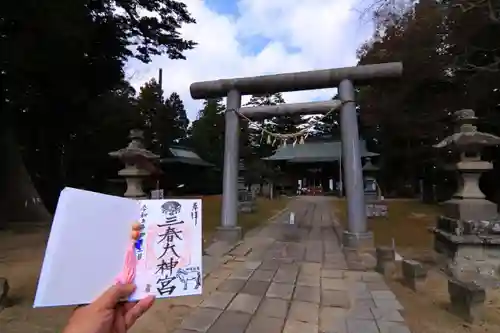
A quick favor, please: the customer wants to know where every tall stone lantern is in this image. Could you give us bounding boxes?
[434,109,500,219]
[432,109,500,284]
[109,129,160,199]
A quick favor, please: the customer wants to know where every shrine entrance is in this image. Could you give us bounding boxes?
[189,62,403,248]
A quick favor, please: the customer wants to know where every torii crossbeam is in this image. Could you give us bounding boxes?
[190,62,403,248]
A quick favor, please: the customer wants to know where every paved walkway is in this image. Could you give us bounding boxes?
[132,196,411,333]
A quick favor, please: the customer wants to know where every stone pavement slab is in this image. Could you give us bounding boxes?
[260,260,281,271]
[245,316,285,333]
[206,311,252,333]
[257,297,289,318]
[166,197,413,333]
[230,269,255,280]
[322,278,348,291]
[374,298,404,310]
[346,319,380,333]
[289,301,319,324]
[321,269,343,279]
[321,290,351,308]
[297,273,320,287]
[293,285,320,303]
[250,269,275,282]
[199,291,235,310]
[217,279,246,293]
[301,262,322,275]
[371,308,405,322]
[274,267,299,283]
[283,319,318,333]
[377,321,412,333]
[319,307,348,333]
[266,282,295,300]
[241,280,271,296]
[179,308,222,332]
[227,294,262,314]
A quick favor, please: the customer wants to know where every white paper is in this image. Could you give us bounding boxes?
[136,199,203,299]
[33,187,202,308]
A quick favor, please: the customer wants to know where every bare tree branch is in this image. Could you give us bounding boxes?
[487,0,500,22]
[453,0,488,13]
[453,0,500,22]
[462,57,500,72]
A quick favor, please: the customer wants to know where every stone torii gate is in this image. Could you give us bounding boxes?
[190,62,403,248]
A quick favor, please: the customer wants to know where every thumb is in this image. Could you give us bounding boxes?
[94,283,136,310]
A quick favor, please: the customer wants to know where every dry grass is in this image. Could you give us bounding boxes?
[332,199,439,249]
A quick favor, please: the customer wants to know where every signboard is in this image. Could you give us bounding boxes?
[151,189,164,199]
[366,203,388,217]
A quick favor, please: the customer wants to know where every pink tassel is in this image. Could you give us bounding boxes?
[116,240,137,285]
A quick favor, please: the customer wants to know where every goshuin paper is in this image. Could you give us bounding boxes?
[33,187,202,308]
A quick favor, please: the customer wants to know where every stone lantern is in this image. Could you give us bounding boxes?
[432,109,500,284]
[109,129,160,199]
[238,160,256,213]
[363,157,380,200]
[362,158,386,217]
[434,109,500,219]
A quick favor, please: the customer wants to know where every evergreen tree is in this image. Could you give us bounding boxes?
[244,93,287,157]
[243,92,290,185]
[246,93,286,106]
[135,81,189,156]
[189,99,226,167]
[0,0,197,218]
[356,0,459,195]
[246,93,305,136]
[312,94,341,138]
[135,79,168,154]
[270,114,304,135]
[165,92,189,143]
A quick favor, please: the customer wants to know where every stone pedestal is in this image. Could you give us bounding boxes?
[402,259,427,291]
[214,226,242,243]
[448,279,485,323]
[343,230,374,249]
[375,246,395,277]
[442,199,497,222]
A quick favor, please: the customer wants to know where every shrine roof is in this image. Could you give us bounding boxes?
[160,146,214,167]
[262,137,378,163]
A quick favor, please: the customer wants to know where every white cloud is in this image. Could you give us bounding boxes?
[126,0,374,120]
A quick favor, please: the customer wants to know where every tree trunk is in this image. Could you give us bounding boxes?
[0,129,52,228]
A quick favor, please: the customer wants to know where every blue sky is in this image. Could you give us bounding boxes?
[127,0,375,120]
[205,0,239,17]
[205,0,299,56]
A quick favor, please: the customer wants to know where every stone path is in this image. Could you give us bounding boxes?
[132,196,412,333]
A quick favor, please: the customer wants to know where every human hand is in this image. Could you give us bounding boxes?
[62,283,155,333]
